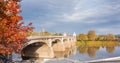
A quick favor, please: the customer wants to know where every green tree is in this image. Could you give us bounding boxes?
[77,33,88,41]
[87,30,97,41]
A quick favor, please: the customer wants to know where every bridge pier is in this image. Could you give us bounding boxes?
[47,39,54,58]
[64,40,71,48]
[52,38,65,51]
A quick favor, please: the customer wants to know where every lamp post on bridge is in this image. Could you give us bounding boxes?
[73,32,76,42]
[63,32,67,37]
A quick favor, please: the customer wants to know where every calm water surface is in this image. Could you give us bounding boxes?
[69,41,120,61]
[13,41,120,62]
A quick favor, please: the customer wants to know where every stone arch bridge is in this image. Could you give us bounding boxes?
[21,33,76,58]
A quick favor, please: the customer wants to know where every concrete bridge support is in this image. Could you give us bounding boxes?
[35,44,54,58]
[22,42,54,59]
[64,40,71,48]
[52,39,65,51]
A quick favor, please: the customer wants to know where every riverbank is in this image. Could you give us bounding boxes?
[76,41,120,46]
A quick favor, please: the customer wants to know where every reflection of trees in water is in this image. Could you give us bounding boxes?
[106,46,115,54]
[78,46,88,54]
[87,47,99,58]
[77,41,119,58]
[77,46,100,58]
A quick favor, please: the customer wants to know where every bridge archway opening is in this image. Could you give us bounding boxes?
[63,39,67,42]
[52,39,61,46]
[21,42,52,60]
[63,39,68,43]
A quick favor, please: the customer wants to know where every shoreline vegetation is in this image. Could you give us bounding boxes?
[30,30,120,42]
[76,41,120,46]
[75,30,120,58]
[77,30,120,42]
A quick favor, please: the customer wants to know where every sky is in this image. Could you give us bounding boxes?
[21,0,120,35]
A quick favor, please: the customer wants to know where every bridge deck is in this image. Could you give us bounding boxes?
[27,36,73,39]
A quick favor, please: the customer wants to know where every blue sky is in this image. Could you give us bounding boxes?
[21,0,120,35]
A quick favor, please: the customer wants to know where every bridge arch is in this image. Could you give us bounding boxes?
[51,38,68,44]
[51,38,62,43]
[22,40,49,50]
[63,39,68,42]
[21,40,54,59]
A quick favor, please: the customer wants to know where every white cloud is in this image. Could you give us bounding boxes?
[57,2,120,24]
[83,20,108,24]
[58,8,108,23]
[40,22,56,27]
[96,24,120,34]
[97,28,120,34]
[21,0,120,34]
[22,0,120,23]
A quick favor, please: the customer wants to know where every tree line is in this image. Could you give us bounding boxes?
[77,30,116,41]
[31,30,118,41]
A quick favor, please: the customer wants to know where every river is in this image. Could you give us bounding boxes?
[12,41,120,63]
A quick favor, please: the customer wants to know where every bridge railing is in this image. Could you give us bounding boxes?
[27,36,74,40]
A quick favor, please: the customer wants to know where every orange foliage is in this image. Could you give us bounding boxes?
[0,0,33,54]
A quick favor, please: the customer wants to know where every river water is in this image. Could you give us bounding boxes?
[12,41,120,63]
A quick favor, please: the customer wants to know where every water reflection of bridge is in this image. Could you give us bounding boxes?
[21,33,77,59]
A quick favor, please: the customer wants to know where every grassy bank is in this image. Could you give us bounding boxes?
[76,41,120,47]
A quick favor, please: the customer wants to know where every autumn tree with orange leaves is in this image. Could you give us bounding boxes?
[0,0,33,55]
